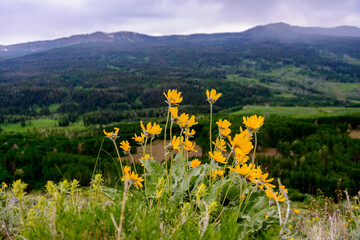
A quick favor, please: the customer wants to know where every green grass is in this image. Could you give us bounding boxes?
[1,119,57,133]
[229,106,360,118]
[328,82,360,91]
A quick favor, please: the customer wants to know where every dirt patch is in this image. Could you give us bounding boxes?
[349,130,360,139]
[256,147,280,157]
[122,139,203,164]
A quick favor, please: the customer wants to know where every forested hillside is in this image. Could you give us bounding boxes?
[1,23,360,126]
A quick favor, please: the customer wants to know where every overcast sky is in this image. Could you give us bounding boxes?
[1,0,360,45]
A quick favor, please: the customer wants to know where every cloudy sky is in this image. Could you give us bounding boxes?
[1,0,360,45]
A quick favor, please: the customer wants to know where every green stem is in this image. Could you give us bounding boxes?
[210,103,213,153]
[19,199,26,229]
[168,120,174,192]
[143,136,148,157]
[129,152,137,175]
[222,151,232,173]
[251,132,257,165]
[222,174,237,207]
[185,151,191,201]
[92,138,105,180]
[164,107,170,170]
[102,148,122,178]
[241,184,257,215]
[208,103,214,183]
[113,140,124,177]
[150,137,153,158]
[142,136,149,204]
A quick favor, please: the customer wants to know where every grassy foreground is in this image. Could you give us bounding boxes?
[1,89,359,239]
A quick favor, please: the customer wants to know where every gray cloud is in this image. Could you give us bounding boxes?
[1,0,360,45]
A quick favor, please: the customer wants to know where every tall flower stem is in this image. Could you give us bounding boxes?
[143,137,149,204]
[150,137,153,158]
[19,199,26,228]
[222,174,236,207]
[208,103,214,183]
[251,132,257,164]
[168,121,174,194]
[113,140,124,177]
[164,107,170,171]
[240,184,257,215]
[92,138,105,180]
[129,152,137,175]
[185,151,191,201]
[209,103,213,153]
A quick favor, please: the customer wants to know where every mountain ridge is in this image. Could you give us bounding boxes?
[1,22,360,60]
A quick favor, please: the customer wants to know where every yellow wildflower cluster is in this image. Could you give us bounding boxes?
[243,115,265,132]
[211,169,224,180]
[216,119,231,138]
[103,127,120,140]
[206,89,222,104]
[101,88,287,207]
[164,89,183,106]
[189,159,202,168]
[121,166,144,189]
[140,121,162,137]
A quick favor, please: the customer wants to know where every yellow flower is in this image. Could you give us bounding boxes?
[133,132,145,144]
[140,154,151,166]
[229,128,253,157]
[185,129,196,138]
[206,89,222,104]
[243,115,264,131]
[177,113,198,129]
[177,113,189,129]
[288,224,293,230]
[121,172,131,182]
[170,107,179,120]
[2,182,7,188]
[131,172,144,189]
[141,154,151,160]
[123,166,131,174]
[170,136,181,151]
[294,209,300,214]
[235,155,249,165]
[212,138,226,152]
[120,140,131,153]
[211,169,224,179]
[140,121,162,136]
[265,189,286,202]
[183,138,197,152]
[279,185,288,194]
[209,151,226,164]
[164,89,183,106]
[189,159,202,168]
[258,173,275,191]
[219,128,231,138]
[103,127,120,140]
[229,164,261,182]
[121,170,144,189]
[187,115,198,128]
[265,215,269,219]
[216,119,231,130]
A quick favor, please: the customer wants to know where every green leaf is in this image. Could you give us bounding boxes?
[238,191,271,237]
[101,186,120,201]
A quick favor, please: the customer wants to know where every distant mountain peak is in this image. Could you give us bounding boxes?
[1,22,360,60]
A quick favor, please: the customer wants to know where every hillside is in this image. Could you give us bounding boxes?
[0,22,360,124]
